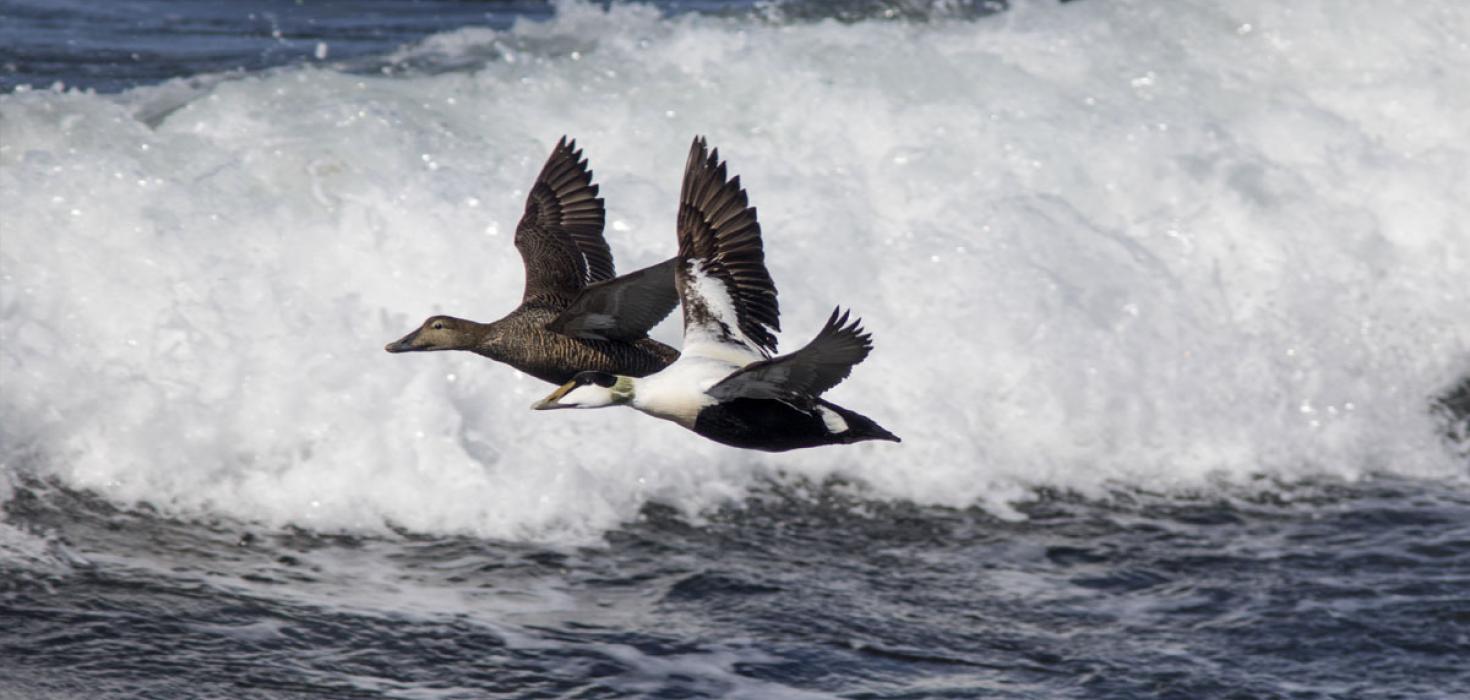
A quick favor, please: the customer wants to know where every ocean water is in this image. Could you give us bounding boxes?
[2,0,1469,697]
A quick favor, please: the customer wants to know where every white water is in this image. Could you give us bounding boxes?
[2,0,1467,543]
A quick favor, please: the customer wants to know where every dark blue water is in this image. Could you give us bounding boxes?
[0,0,551,93]
[5,475,1470,698]
[0,0,1012,94]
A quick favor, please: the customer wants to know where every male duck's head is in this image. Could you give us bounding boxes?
[385,315,479,353]
[533,371,634,410]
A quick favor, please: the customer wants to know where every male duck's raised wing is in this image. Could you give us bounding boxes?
[545,257,680,342]
[515,136,614,304]
[707,308,872,405]
[675,136,780,362]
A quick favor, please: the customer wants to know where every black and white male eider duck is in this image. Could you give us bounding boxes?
[385,136,681,385]
[531,137,899,452]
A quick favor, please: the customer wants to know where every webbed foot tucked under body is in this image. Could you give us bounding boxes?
[386,137,680,385]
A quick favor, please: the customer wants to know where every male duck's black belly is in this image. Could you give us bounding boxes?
[691,398,850,452]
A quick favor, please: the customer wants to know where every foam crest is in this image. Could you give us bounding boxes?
[2,0,1467,542]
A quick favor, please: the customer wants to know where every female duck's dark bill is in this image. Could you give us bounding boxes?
[384,330,422,353]
[384,336,412,353]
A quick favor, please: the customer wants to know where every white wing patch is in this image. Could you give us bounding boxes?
[681,261,766,365]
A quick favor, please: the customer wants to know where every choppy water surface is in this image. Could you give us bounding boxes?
[0,0,551,93]
[5,476,1470,698]
[3,0,1469,696]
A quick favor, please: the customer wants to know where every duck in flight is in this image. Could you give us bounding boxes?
[532,137,899,452]
[386,137,681,385]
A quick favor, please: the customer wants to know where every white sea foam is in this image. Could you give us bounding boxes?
[2,0,1467,543]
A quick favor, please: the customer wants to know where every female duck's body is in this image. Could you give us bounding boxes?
[386,136,681,385]
[464,303,677,385]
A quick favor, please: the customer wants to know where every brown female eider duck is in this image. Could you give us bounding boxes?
[386,136,680,385]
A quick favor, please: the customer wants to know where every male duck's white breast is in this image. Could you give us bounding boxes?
[633,357,736,428]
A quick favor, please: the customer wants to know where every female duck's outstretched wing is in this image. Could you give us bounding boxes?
[545,257,681,342]
[515,136,614,304]
[675,136,780,361]
[707,308,873,405]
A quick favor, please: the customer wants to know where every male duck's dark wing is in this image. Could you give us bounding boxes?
[515,136,613,303]
[675,136,780,359]
[707,308,872,404]
[545,257,680,342]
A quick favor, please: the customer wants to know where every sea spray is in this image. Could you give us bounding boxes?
[2,0,1467,543]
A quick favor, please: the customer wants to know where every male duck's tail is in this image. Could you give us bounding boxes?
[820,400,901,445]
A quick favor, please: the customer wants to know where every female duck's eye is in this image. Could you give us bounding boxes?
[431,321,445,330]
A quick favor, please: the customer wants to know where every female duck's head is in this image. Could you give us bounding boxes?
[532,371,634,410]
[385,315,483,353]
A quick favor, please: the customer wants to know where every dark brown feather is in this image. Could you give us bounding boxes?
[516,136,613,303]
[546,257,681,342]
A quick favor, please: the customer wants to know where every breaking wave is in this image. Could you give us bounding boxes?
[2,0,1467,543]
